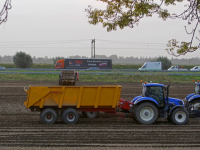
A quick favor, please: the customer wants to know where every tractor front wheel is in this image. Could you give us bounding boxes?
[170,108,189,125]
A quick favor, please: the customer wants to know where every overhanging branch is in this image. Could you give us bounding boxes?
[0,0,12,25]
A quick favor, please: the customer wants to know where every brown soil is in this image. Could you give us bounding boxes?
[0,81,200,149]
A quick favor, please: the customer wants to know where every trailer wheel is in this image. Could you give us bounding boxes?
[40,108,57,124]
[133,102,158,124]
[190,100,200,110]
[82,112,99,119]
[62,108,79,124]
[170,108,189,125]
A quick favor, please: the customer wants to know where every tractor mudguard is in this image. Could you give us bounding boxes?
[185,93,195,101]
[131,96,142,103]
[168,105,185,115]
[133,97,159,106]
[188,95,200,102]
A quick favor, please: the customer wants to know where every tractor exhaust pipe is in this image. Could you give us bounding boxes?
[166,85,170,105]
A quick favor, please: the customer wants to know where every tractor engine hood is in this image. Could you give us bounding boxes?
[168,97,184,106]
[187,94,200,102]
[185,93,195,101]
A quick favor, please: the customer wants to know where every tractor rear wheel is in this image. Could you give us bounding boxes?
[62,108,79,124]
[40,108,57,124]
[133,102,158,124]
[170,108,189,125]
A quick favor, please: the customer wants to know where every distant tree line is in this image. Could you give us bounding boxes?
[0,54,200,65]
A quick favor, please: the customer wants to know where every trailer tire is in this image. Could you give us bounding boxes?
[133,102,158,124]
[170,108,189,125]
[82,112,99,119]
[190,100,200,110]
[40,108,58,124]
[62,108,79,124]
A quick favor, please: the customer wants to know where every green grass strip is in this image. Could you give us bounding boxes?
[0,73,199,83]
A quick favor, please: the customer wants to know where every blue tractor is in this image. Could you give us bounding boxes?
[185,81,200,116]
[131,82,189,125]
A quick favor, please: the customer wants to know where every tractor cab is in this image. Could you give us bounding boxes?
[141,83,165,107]
[185,81,200,116]
[194,82,200,94]
[137,82,184,108]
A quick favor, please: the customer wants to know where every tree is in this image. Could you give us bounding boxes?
[0,0,12,25]
[13,52,33,68]
[85,0,200,56]
[153,56,172,70]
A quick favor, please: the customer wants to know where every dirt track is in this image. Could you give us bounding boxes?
[1,81,200,149]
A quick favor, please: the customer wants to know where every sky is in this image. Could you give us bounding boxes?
[0,0,200,59]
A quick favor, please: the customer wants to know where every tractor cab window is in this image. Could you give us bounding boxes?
[195,85,200,94]
[144,86,165,107]
[142,86,147,96]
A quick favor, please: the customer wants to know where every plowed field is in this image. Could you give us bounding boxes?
[0,81,200,150]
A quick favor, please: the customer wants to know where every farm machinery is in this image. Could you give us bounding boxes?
[59,70,78,85]
[24,81,200,125]
[185,80,200,114]
[126,82,200,125]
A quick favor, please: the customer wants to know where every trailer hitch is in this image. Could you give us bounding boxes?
[118,100,127,109]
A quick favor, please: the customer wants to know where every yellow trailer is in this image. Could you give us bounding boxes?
[24,85,121,124]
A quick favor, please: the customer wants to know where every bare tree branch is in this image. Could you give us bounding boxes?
[0,0,12,25]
